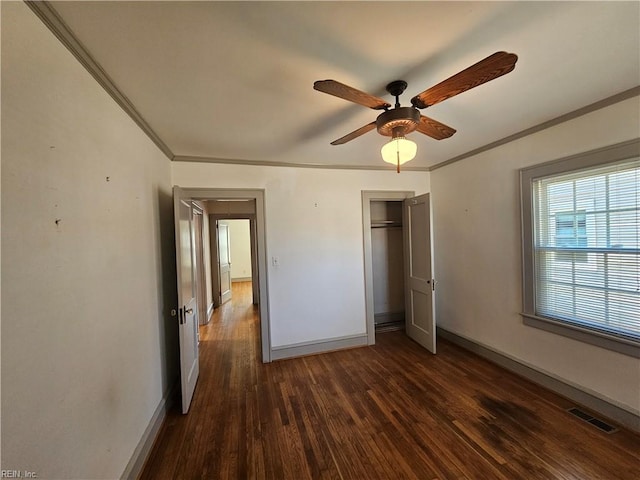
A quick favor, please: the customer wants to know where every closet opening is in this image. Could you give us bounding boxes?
[370,200,406,333]
[362,190,415,345]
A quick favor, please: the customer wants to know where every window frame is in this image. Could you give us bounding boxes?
[520,139,640,358]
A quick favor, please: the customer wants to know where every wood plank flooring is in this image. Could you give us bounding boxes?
[141,282,639,479]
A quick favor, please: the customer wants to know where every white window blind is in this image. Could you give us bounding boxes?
[532,160,640,341]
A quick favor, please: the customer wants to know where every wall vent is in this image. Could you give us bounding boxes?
[567,407,618,434]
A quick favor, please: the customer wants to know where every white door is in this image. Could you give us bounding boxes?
[217,221,232,305]
[403,193,436,353]
[174,188,199,413]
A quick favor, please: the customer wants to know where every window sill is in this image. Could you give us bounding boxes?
[521,313,640,358]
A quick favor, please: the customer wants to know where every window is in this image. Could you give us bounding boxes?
[521,140,640,356]
[554,211,587,262]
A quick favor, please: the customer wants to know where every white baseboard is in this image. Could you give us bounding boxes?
[437,327,640,432]
[206,302,214,322]
[232,277,252,283]
[271,334,368,361]
[120,382,176,479]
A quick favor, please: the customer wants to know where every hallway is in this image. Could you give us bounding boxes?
[140,282,639,479]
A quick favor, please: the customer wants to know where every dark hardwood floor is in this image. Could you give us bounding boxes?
[140,282,639,479]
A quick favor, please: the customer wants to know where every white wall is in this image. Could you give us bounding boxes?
[1,3,177,478]
[172,163,429,347]
[431,95,640,415]
[225,219,252,280]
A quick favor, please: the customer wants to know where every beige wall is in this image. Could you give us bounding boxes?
[1,3,177,478]
[431,96,640,415]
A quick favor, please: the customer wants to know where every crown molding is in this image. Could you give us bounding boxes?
[172,155,430,172]
[25,0,175,160]
[24,0,429,173]
[32,0,628,175]
[429,86,640,171]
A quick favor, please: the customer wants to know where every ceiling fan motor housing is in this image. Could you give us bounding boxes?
[376,107,420,137]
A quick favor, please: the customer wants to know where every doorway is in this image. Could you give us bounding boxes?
[175,188,271,365]
[362,190,436,354]
[370,200,406,333]
[210,216,258,302]
[362,191,414,344]
[212,220,233,307]
[221,219,253,295]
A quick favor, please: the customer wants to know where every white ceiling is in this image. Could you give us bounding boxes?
[47,1,639,170]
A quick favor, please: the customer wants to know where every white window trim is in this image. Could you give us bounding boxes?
[520,139,640,358]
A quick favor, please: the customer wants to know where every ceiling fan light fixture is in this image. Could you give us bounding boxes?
[381,136,417,172]
[314,51,518,171]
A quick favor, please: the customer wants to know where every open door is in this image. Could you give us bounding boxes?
[174,187,199,413]
[403,193,436,353]
[217,221,232,305]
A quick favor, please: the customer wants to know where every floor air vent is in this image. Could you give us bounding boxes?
[567,407,618,433]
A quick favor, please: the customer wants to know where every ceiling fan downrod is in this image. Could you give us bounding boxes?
[386,80,408,109]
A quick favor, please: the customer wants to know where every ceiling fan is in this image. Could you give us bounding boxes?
[314,51,518,172]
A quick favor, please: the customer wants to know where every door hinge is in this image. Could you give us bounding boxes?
[432,279,436,291]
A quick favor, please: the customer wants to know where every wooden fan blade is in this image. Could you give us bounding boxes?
[330,122,377,145]
[411,51,518,109]
[314,80,391,110]
[416,115,456,140]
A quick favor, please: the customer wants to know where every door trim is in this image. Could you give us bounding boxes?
[192,205,208,326]
[176,188,271,363]
[362,190,415,345]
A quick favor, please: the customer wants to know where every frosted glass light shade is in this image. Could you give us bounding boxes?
[380,137,417,165]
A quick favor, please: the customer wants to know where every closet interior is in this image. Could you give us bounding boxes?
[370,200,406,332]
